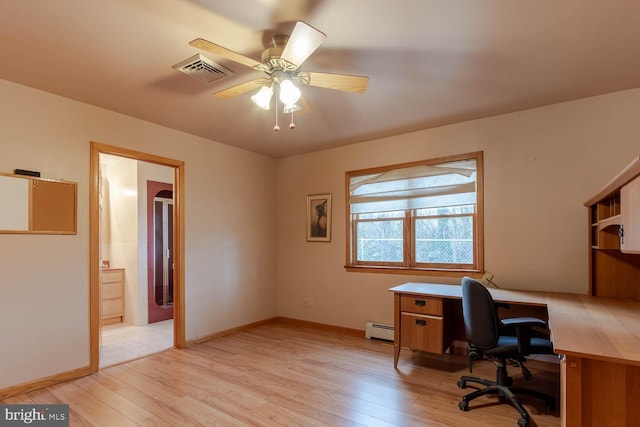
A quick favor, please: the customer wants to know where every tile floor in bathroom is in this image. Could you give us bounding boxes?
[100,319,173,367]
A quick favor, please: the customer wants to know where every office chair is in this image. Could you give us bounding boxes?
[457,277,555,427]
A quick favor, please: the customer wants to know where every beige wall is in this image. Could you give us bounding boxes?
[0,79,278,389]
[276,88,640,330]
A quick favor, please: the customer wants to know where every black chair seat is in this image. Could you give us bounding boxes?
[483,336,554,358]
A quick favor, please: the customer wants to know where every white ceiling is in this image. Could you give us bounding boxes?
[1,0,640,158]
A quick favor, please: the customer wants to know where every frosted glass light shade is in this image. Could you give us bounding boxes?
[279,80,301,105]
[251,86,273,109]
[283,103,301,113]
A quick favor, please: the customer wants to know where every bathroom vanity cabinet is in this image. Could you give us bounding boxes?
[100,268,125,324]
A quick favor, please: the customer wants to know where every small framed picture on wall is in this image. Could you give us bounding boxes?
[306,193,331,242]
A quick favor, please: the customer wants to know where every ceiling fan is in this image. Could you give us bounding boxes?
[189,21,369,130]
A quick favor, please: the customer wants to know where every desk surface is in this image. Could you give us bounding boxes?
[390,282,640,367]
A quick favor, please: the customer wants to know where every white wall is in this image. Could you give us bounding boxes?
[101,155,140,325]
[276,88,640,331]
[0,79,278,389]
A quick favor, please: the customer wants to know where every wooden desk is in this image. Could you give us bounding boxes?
[546,293,640,427]
[390,282,640,427]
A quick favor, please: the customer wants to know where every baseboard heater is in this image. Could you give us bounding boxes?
[365,321,394,341]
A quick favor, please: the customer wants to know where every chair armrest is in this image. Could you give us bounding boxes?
[501,317,547,328]
[500,317,548,355]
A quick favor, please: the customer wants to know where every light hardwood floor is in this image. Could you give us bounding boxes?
[2,320,560,426]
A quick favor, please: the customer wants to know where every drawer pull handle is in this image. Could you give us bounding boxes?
[415,319,427,326]
[414,299,426,307]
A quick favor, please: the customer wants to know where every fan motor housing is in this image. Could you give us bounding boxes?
[261,46,284,63]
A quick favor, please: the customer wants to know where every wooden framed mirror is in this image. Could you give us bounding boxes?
[0,172,77,234]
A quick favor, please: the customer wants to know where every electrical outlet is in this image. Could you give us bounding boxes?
[480,272,494,286]
[303,297,314,307]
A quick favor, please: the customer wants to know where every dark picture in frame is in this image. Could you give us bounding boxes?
[306,193,331,242]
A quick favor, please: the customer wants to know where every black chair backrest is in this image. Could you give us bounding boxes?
[461,277,500,350]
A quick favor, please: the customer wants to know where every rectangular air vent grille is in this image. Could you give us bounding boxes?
[173,54,233,84]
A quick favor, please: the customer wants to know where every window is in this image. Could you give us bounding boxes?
[346,152,483,274]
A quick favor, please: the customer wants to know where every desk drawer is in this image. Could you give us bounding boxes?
[400,295,443,315]
[400,313,444,354]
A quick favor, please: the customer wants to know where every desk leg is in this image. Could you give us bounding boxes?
[561,355,582,427]
[393,293,401,368]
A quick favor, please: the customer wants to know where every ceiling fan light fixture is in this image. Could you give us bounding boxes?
[279,79,301,105]
[190,20,367,131]
[251,85,273,110]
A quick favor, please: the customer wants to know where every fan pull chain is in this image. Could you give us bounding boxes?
[273,86,280,131]
[290,112,296,130]
[273,106,280,132]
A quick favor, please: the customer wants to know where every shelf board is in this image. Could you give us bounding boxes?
[598,214,622,231]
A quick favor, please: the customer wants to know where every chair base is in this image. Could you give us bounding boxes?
[457,375,555,427]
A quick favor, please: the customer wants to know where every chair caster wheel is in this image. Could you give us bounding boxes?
[457,380,467,389]
[458,400,469,411]
[518,417,529,427]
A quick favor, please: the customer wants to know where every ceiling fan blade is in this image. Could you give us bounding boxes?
[189,38,262,69]
[280,21,326,69]
[301,72,369,93]
[212,79,268,99]
[297,95,312,114]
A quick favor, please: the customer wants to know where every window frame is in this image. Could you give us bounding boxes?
[411,210,477,270]
[345,151,484,276]
[351,212,410,268]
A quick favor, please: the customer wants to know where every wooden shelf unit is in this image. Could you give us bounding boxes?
[585,155,640,298]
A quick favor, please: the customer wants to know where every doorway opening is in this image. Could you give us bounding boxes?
[89,142,185,372]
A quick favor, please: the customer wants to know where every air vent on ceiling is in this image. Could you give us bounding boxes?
[172,54,233,84]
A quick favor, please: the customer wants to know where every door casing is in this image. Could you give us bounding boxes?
[89,141,185,372]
